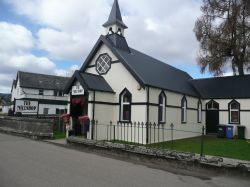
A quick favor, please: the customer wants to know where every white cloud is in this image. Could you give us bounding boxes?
[6,0,202,65]
[0,22,57,93]
[55,65,79,77]
[37,28,91,61]
[0,22,34,54]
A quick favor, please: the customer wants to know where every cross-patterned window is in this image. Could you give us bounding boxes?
[96,54,112,75]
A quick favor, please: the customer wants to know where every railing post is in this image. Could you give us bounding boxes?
[138,122,140,145]
[130,122,133,143]
[171,123,174,150]
[158,123,160,144]
[134,122,136,143]
[110,121,112,141]
[142,122,144,145]
[96,120,98,141]
[127,122,129,142]
[107,122,109,141]
[153,123,156,144]
[113,122,116,142]
[200,126,205,157]
[149,122,152,144]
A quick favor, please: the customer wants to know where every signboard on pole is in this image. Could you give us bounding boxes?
[15,100,38,113]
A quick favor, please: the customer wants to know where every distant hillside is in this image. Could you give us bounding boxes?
[0,93,11,104]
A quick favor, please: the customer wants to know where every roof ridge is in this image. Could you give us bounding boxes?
[192,74,250,81]
[18,71,69,79]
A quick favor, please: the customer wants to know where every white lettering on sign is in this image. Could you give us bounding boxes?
[15,100,38,113]
[72,85,84,96]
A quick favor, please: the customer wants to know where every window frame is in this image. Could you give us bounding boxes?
[197,100,202,123]
[39,89,44,96]
[181,96,187,123]
[119,88,132,122]
[95,53,112,75]
[228,100,240,124]
[158,91,166,124]
[206,100,219,110]
[43,108,49,115]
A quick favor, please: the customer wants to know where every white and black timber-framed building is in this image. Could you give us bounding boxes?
[62,0,250,142]
[11,71,70,116]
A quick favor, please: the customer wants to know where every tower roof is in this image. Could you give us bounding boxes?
[103,0,128,29]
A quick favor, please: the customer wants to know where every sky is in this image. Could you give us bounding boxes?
[0,0,214,93]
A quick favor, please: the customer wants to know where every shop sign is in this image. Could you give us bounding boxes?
[15,100,38,113]
[72,85,84,96]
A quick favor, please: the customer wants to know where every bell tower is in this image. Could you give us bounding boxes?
[103,0,128,36]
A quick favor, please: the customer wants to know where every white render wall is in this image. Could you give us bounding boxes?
[38,104,67,115]
[86,43,147,124]
[148,87,204,142]
[205,99,250,139]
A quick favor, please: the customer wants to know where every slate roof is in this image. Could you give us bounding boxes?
[64,71,114,93]
[106,34,130,52]
[103,0,128,29]
[11,80,16,92]
[79,72,114,93]
[80,35,199,97]
[18,71,70,91]
[190,75,250,99]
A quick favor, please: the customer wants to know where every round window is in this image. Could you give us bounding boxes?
[96,54,112,75]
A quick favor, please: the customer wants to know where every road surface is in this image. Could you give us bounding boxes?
[0,133,249,187]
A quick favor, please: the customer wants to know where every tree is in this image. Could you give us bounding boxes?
[194,0,250,76]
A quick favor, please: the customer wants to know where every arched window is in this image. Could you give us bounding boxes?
[181,96,187,123]
[158,91,166,123]
[108,27,114,34]
[117,28,123,36]
[207,100,219,110]
[119,88,132,122]
[229,100,240,124]
[198,100,202,123]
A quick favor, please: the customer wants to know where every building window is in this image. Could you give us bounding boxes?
[119,88,131,122]
[207,100,219,110]
[39,89,44,95]
[96,54,112,75]
[181,96,187,123]
[43,108,49,115]
[158,91,166,123]
[198,100,202,123]
[229,100,240,124]
[54,90,63,96]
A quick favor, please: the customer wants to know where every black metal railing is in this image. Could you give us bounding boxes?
[92,120,205,156]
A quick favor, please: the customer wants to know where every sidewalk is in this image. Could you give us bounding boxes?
[44,137,250,173]
[44,138,67,146]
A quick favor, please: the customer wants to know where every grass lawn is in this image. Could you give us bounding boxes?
[151,136,250,161]
[53,131,66,139]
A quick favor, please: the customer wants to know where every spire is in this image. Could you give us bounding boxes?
[103,0,128,29]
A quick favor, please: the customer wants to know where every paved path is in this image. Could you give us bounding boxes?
[0,133,249,187]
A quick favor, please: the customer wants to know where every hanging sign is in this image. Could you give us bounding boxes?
[15,100,38,113]
[72,85,84,96]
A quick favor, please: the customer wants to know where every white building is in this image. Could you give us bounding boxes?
[64,0,250,142]
[11,71,69,116]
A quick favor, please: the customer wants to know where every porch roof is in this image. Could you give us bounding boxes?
[64,71,115,94]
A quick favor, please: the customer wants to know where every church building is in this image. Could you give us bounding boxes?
[64,0,250,143]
